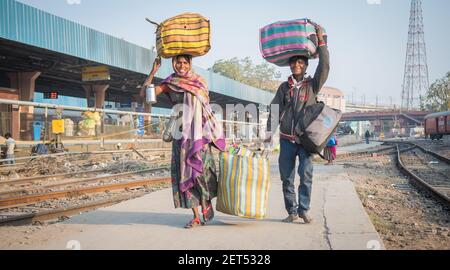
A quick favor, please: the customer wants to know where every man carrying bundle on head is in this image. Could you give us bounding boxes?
[264,21,329,224]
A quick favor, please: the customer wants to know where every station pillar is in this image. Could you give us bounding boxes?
[6,71,41,141]
[83,84,109,109]
[0,89,20,139]
[83,84,109,136]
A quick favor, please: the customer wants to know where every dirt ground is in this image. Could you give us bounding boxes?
[341,154,450,250]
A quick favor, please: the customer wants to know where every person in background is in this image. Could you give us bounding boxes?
[324,134,338,165]
[4,133,15,165]
[365,130,371,144]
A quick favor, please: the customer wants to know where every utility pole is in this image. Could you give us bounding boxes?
[401,0,430,111]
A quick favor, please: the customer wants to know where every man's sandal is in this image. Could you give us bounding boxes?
[184,217,203,229]
[202,203,214,223]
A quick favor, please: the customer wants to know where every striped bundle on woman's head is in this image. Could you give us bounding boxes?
[260,18,327,67]
[156,13,211,58]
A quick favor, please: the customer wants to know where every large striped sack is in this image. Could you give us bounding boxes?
[260,18,327,67]
[216,148,271,219]
[156,13,211,58]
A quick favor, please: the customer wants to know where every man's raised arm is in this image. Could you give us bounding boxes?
[311,23,330,93]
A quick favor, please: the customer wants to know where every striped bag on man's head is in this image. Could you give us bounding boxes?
[260,18,327,67]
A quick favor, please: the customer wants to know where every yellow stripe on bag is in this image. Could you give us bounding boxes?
[217,152,225,213]
[224,152,231,212]
[245,156,253,216]
[236,155,244,216]
[162,23,210,33]
[162,40,210,49]
[161,33,210,43]
[263,159,271,217]
[161,27,209,37]
[158,48,211,57]
[229,154,238,214]
[164,17,207,26]
[255,157,264,218]
[162,21,209,30]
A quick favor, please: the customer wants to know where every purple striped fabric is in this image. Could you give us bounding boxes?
[262,43,312,56]
[260,31,312,43]
[260,18,326,66]
[260,20,308,32]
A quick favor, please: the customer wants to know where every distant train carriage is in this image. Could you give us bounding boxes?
[424,111,450,140]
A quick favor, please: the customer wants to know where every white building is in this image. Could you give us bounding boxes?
[317,87,346,112]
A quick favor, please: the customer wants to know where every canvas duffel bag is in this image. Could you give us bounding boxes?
[260,18,327,66]
[150,13,211,58]
[295,102,342,155]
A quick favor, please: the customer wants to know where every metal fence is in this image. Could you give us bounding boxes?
[0,99,265,145]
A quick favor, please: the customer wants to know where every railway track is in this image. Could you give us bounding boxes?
[0,166,170,199]
[375,141,450,205]
[336,144,415,162]
[0,139,234,226]
[0,148,171,174]
[0,181,170,226]
[0,157,170,188]
[394,144,450,205]
[0,165,171,226]
[337,140,449,206]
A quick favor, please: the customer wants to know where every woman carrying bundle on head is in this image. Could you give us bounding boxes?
[141,54,225,229]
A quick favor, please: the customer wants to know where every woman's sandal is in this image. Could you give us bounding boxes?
[184,217,203,229]
[202,203,214,223]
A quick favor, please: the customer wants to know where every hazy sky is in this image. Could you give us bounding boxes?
[17,0,450,105]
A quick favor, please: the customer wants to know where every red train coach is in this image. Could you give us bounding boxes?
[424,111,450,140]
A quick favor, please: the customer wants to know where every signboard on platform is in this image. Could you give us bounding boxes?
[120,102,132,108]
[136,115,145,136]
[82,66,110,82]
[52,119,65,134]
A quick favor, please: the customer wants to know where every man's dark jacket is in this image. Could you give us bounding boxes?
[267,45,330,142]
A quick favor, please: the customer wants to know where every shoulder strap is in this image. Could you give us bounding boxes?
[296,91,310,132]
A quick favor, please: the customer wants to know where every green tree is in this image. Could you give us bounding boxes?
[209,58,243,81]
[425,72,450,111]
[209,57,282,92]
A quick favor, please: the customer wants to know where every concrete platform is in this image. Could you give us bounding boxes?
[337,142,382,155]
[1,143,385,250]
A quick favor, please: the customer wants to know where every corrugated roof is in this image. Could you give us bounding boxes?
[0,0,274,105]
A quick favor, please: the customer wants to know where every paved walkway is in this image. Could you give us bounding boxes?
[2,143,384,250]
[337,142,382,155]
